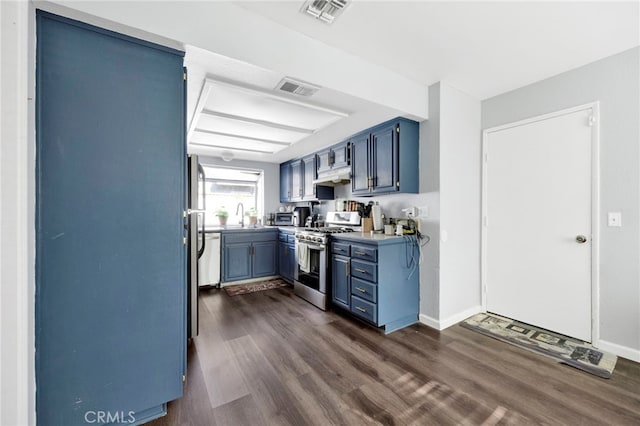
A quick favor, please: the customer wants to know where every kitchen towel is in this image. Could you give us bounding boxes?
[297,242,311,273]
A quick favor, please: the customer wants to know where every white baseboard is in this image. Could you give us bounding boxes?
[596,339,640,363]
[419,305,483,331]
[418,314,441,330]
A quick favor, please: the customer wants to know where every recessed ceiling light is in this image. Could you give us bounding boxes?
[300,0,350,25]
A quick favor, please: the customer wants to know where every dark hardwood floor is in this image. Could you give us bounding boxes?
[149,286,640,425]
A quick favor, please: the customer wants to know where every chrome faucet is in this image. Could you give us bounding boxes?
[236,202,244,227]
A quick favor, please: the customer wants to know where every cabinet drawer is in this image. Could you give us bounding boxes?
[351,244,377,262]
[331,242,350,256]
[350,296,377,324]
[351,259,377,283]
[278,233,287,242]
[351,277,377,303]
[224,231,277,244]
[287,234,296,244]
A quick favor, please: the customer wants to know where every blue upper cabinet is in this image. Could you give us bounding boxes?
[316,148,333,175]
[302,154,316,199]
[316,140,349,175]
[290,159,303,201]
[280,154,334,202]
[332,141,350,169]
[351,117,419,196]
[370,123,398,193]
[280,162,291,203]
[351,133,370,193]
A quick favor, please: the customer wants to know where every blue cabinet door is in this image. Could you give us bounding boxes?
[253,241,277,277]
[36,11,184,425]
[316,148,332,174]
[278,241,294,282]
[371,123,398,193]
[290,159,303,201]
[332,141,350,169]
[280,162,291,202]
[302,154,316,200]
[287,243,296,281]
[331,255,351,310]
[351,133,370,194]
[224,243,252,281]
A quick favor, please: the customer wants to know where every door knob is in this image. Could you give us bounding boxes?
[576,235,588,244]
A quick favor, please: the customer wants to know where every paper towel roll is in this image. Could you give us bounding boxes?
[372,204,383,231]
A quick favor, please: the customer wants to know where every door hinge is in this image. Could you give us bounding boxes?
[396,125,400,133]
[183,237,187,245]
[182,374,186,383]
[396,181,400,188]
[183,72,187,81]
[588,115,596,126]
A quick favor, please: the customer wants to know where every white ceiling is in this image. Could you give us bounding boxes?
[49,0,640,163]
[237,1,639,100]
[185,46,402,162]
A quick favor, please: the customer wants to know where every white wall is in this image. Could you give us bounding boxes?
[0,1,36,425]
[482,47,640,361]
[439,84,482,323]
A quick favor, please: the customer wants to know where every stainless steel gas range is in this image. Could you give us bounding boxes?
[293,211,361,310]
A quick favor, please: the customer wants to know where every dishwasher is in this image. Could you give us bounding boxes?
[198,232,221,287]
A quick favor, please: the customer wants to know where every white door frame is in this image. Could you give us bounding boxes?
[481,102,600,345]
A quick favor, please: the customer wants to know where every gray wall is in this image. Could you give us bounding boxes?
[482,47,640,355]
[198,156,281,217]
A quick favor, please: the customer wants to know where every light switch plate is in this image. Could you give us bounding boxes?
[608,212,622,227]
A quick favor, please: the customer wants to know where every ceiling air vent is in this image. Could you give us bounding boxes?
[301,0,350,24]
[275,77,320,97]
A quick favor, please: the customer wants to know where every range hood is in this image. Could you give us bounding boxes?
[313,167,351,187]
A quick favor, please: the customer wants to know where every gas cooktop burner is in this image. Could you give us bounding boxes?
[303,227,355,234]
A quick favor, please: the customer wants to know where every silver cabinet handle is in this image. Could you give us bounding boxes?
[576,235,588,244]
[345,262,350,277]
[355,268,367,274]
[355,306,367,313]
[355,287,366,293]
[354,251,366,256]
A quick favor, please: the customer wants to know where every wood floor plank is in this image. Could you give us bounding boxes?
[149,287,640,426]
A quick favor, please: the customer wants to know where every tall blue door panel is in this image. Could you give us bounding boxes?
[36,11,185,425]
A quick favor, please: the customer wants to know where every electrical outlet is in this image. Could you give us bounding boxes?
[608,212,622,227]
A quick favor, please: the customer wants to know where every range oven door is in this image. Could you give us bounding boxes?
[293,240,327,309]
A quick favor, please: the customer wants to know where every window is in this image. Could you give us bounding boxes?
[201,165,263,227]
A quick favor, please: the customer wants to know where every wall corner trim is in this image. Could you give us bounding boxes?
[596,339,640,363]
[419,305,483,331]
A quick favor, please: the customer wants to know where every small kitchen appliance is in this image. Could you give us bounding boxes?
[293,206,311,227]
[274,211,293,226]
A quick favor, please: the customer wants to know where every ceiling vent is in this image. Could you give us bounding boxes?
[301,0,350,24]
[275,77,320,97]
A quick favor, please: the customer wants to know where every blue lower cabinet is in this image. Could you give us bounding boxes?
[222,231,278,283]
[351,296,377,323]
[330,237,420,334]
[277,230,296,283]
[253,240,277,277]
[278,242,295,283]
[331,255,351,310]
[224,243,252,282]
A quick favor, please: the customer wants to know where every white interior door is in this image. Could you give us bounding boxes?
[484,107,594,342]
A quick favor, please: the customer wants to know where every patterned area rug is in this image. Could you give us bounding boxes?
[224,278,290,297]
[461,313,617,378]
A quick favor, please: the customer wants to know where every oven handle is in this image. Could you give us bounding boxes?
[296,242,326,251]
